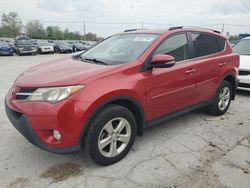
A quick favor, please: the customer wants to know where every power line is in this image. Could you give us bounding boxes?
[224,23,250,27]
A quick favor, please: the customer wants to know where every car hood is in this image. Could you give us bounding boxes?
[239,55,250,70]
[16,44,36,47]
[0,47,11,50]
[15,57,117,87]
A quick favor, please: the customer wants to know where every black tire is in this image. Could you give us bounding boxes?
[207,80,232,116]
[84,104,137,166]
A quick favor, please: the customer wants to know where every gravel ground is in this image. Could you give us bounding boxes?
[0,54,250,188]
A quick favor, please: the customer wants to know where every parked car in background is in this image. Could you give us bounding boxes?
[70,42,88,52]
[81,41,96,49]
[54,42,73,53]
[30,39,38,45]
[233,37,250,90]
[5,27,239,165]
[37,42,54,54]
[48,40,56,47]
[14,39,37,56]
[0,42,13,56]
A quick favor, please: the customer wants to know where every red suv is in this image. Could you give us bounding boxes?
[5,27,239,165]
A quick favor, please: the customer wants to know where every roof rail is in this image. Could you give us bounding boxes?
[168,26,221,34]
[169,26,183,31]
[124,29,138,32]
[184,26,221,34]
[124,28,149,32]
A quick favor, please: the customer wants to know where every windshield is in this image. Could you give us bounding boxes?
[17,40,34,45]
[233,39,250,55]
[80,33,159,65]
[0,43,9,47]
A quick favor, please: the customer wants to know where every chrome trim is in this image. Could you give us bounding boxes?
[15,92,32,96]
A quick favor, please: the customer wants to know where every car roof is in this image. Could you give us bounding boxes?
[122,27,226,39]
[241,37,250,40]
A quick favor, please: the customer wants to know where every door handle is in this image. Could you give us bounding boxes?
[219,62,226,67]
[185,69,196,75]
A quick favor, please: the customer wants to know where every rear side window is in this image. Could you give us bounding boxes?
[191,33,225,58]
[153,33,189,62]
[216,36,226,51]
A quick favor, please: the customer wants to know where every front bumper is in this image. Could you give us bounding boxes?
[19,49,36,54]
[0,51,13,55]
[5,100,81,154]
[41,48,54,53]
[59,49,72,53]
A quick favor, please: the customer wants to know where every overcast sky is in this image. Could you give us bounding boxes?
[1,0,250,37]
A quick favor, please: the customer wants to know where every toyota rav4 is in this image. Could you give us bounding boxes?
[5,27,239,165]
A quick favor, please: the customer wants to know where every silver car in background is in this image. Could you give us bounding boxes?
[233,37,250,90]
[37,42,54,54]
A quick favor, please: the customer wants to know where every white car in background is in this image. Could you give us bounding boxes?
[233,37,250,90]
[37,42,54,54]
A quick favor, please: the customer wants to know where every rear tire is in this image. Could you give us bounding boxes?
[208,80,232,116]
[84,105,137,166]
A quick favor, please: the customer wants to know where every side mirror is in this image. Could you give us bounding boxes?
[148,54,175,69]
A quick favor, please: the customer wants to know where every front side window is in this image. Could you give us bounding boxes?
[233,39,250,55]
[191,33,223,58]
[80,33,159,65]
[153,33,189,62]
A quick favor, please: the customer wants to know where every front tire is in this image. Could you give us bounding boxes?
[208,80,232,116]
[85,105,137,166]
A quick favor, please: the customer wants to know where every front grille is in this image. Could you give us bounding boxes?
[15,88,36,100]
[239,69,250,76]
[24,47,32,51]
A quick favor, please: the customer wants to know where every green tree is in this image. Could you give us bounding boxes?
[25,20,46,39]
[46,26,64,40]
[0,26,3,37]
[52,26,64,40]
[64,28,70,39]
[228,35,239,42]
[46,26,54,39]
[84,32,97,41]
[1,12,22,37]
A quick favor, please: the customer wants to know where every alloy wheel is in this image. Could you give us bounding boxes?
[218,86,230,111]
[98,117,131,158]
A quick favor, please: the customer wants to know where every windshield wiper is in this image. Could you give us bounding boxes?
[83,57,108,65]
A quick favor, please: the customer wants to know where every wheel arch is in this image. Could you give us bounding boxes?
[220,73,238,100]
[80,96,146,147]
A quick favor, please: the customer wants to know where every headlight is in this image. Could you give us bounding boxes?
[28,85,84,103]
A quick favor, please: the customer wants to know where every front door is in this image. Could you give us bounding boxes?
[145,33,196,120]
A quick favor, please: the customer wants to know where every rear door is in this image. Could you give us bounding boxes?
[188,32,226,103]
[145,33,196,120]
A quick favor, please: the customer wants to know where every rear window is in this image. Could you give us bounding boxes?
[191,33,225,58]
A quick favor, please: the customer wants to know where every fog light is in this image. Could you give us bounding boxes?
[53,130,61,140]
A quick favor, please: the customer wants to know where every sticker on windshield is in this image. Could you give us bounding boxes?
[133,36,155,42]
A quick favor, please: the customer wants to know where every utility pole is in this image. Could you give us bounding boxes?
[83,20,86,41]
[222,23,225,34]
